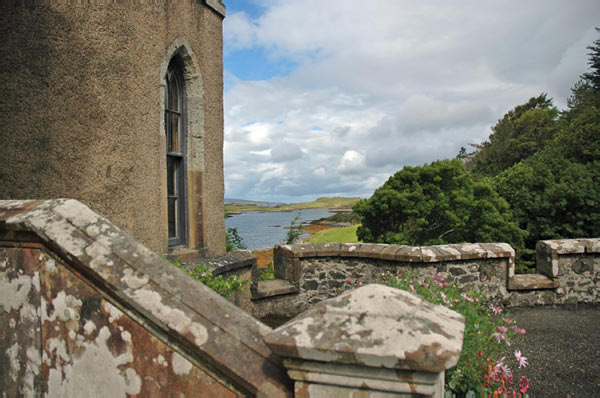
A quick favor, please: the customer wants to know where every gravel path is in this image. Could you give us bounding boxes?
[502,304,600,398]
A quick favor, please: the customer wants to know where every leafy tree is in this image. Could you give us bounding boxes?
[354,159,525,250]
[495,80,600,258]
[582,27,600,92]
[468,94,558,177]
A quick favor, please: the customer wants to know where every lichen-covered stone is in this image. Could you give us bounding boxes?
[264,284,465,373]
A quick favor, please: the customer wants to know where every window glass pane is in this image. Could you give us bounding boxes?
[169,76,179,111]
[170,113,180,153]
[167,157,176,196]
[168,197,177,239]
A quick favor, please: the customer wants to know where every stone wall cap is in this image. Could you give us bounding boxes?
[312,242,341,257]
[357,243,387,258]
[264,284,464,373]
[339,243,363,257]
[538,239,586,254]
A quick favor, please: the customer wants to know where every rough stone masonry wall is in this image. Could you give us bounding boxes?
[0,199,291,397]
[252,240,600,320]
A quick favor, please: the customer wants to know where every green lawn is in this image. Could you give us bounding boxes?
[307,225,360,243]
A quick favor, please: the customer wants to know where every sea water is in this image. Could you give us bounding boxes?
[225,209,334,250]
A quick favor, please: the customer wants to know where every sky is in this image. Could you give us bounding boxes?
[222,0,600,203]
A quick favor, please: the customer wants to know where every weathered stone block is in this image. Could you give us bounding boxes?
[264,284,464,397]
[357,243,386,259]
[393,245,422,262]
[313,243,341,257]
[339,243,362,257]
[380,245,400,260]
[508,274,559,290]
[455,243,487,260]
[426,245,462,262]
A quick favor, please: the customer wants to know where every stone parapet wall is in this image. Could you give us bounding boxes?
[251,240,599,320]
[0,199,291,397]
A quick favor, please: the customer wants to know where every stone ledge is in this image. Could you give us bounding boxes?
[508,274,559,290]
[200,250,256,277]
[275,242,514,264]
[252,279,299,300]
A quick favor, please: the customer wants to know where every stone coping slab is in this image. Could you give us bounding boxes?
[275,242,515,264]
[252,280,299,300]
[264,284,465,373]
[0,199,292,397]
[508,274,559,290]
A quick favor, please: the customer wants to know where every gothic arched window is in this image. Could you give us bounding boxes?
[165,56,187,247]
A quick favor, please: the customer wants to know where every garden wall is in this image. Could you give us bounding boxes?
[250,240,600,321]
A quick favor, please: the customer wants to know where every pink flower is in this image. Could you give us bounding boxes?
[359,281,363,286]
[497,325,508,333]
[502,317,514,324]
[514,350,528,368]
[348,279,353,284]
[482,276,487,282]
[490,304,502,315]
[493,332,505,343]
[519,376,530,393]
[461,293,474,303]
[409,284,415,293]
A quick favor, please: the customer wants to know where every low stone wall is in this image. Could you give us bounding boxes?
[250,239,600,321]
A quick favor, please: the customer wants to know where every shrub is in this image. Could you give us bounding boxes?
[226,227,247,251]
[384,271,530,396]
[167,257,248,297]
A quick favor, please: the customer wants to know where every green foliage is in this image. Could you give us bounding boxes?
[259,262,275,281]
[226,227,247,252]
[468,94,558,177]
[283,214,304,244]
[495,82,600,259]
[384,272,529,395]
[582,27,600,92]
[167,257,249,297]
[354,159,525,251]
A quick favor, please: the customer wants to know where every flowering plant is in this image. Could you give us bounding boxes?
[384,271,530,396]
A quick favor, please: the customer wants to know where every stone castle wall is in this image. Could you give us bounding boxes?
[0,1,226,257]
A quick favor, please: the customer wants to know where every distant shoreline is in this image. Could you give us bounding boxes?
[225,196,359,217]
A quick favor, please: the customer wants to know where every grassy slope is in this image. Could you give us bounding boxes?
[225,197,361,214]
[307,225,360,243]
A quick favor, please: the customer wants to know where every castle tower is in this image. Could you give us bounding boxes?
[0,0,227,258]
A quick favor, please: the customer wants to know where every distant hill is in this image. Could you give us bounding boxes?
[224,197,361,215]
[224,198,285,208]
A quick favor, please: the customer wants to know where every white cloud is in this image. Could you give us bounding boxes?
[223,0,600,202]
[223,11,257,52]
[338,150,366,175]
